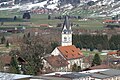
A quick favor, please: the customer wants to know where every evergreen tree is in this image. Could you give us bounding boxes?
[6,40,9,48]
[76,42,82,50]
[117,44,120,50]
[48,15,51,19]
[110,43,116,50]
[10,57,20,74]
[72,63,78,72]
[23,12,31,19]
[73,34,120,50]
[1,36,5,44]
[90,42,94,51]
[92,53,101,66]
[14,16,17,20]
[78,16,81,19]
[97,44,102,52]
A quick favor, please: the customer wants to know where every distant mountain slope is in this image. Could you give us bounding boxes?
[0,0,120,17]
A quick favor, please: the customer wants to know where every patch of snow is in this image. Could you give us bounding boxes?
[19,1,47,11]
[47,3,58,9]
[61,4,73,10]
[0,5,19,10]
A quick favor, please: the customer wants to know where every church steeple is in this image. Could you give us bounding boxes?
[62,16,72,34]
[61,16,72,46]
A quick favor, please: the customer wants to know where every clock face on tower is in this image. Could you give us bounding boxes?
[64,37,67,42]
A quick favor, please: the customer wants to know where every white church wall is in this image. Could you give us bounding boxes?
[67,58,83,69]
[51,48,60,56]
[51,48,66,60]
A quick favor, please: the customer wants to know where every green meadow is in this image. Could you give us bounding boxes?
[0,10,105,30]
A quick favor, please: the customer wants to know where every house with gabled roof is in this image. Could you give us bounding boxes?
[51,45,84,71]
[43,55,69,72]
[0,54,26,73]
[43,16,86,72]
[107,50,120,66]
[0,54,11,72]
[107,50,120,57]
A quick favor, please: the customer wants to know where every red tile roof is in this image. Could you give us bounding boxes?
[44,55,68,68]
[0,55,27,65]
[0,55,11,64]
[103,20,120,23]
[57,45,84,60]
[107,52,117,55]
[40,24,49,27]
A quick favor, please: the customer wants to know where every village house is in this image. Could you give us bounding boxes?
[107,51,120,67]
[50,45,84,71]
[0,54,26,73]
[43,16,88,72]
[0,54,11,72]
[0,27,25,33]
[43,55,68,72]
[31,9,49,14]
[107,50,120,57]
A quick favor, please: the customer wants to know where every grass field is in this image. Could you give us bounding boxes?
[82,50,108,61]
[0,44,18,53]
[28,13,104,30]
[0,10,105,30]
[82,50,101,56]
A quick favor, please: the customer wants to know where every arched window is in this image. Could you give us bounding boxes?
[68,37,71,41]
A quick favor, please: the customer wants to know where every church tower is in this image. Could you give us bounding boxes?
[61,16,72,46]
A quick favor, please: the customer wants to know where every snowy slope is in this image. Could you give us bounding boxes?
[0,0,120,17]
[89,0,120,17]
[19,1,48,11]
[0,0,60,11]
[0,0,73,11]
[0,5,19,10]
[19,0,60,11]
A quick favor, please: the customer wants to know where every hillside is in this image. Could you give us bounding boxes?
[0,0,120,17]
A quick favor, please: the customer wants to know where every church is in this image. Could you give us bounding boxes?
[43,16,85,72]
